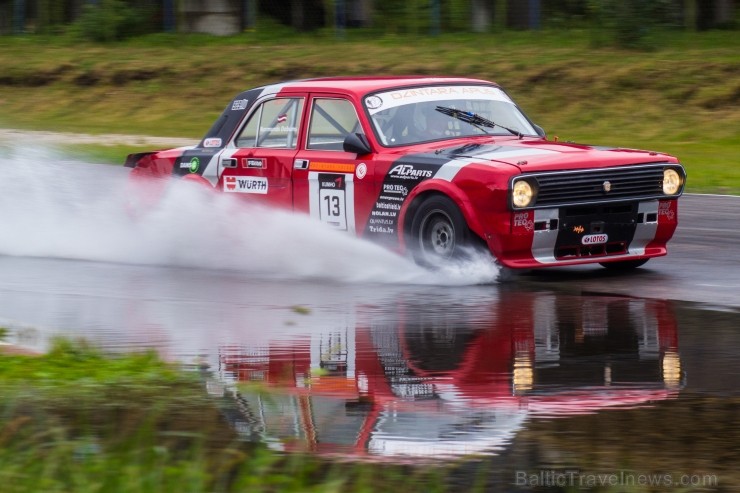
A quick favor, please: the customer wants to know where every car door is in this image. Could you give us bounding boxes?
[293,94,378,235]
[217,96,306,208]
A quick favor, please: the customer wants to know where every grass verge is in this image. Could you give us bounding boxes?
[0,337,460,493]
[0,29,738,193]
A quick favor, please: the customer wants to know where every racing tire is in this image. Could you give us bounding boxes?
[599,259,649,271]
[409,195,476,268]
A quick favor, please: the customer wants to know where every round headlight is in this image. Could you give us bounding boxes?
[663,168,682,195]
[512,180,534,208]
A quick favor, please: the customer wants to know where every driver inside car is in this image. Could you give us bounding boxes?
[423,106,451,138]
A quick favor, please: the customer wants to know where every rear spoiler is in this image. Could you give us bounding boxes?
[124,151,157,168]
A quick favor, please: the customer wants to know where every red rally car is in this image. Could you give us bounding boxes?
[126,76,686,270]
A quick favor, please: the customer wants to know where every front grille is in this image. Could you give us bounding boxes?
[517,163,683,209]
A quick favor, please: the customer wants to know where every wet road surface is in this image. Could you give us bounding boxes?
[517,194,740,310]
[1,165,739,489]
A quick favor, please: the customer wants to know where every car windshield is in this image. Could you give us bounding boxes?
[364,84,538,146]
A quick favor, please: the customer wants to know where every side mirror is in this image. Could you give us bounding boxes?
[533,124,546,138]
[343,133,372,155]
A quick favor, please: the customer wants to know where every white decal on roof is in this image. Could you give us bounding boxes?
[231,99,249,111]
[365,96,383,110]
[367,85,512,115]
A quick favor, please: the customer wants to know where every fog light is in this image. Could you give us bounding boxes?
[663,168,682,195]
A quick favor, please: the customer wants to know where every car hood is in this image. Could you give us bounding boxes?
[430,138,679,172]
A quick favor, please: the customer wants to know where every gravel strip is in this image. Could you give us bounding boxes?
[0,129,197,148]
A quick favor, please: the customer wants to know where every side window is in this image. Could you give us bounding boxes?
[307,98,362,151]
[236,98,304,148]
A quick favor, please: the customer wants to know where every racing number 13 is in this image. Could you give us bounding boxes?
[319,174,347,231]
[323,194,341,217]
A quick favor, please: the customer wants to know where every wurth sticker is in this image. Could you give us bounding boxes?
[223,176,268,194]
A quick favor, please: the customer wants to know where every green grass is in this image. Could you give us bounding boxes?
[57,144,157,165]
[0,29,738,193]
[2,336,735,492]
[0,338,459,493]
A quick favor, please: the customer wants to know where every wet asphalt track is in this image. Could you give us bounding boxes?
[0,193,737,320]
[518,193,740,310]
[1,192,739,473]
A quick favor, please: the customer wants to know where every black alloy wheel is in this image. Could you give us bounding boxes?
[409,195,472,267]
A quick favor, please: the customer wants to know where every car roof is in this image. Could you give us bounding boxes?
[270,76,498,96]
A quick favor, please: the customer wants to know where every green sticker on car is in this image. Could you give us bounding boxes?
[189,157,200,173]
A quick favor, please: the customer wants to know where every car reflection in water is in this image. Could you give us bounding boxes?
[218,291,682,460]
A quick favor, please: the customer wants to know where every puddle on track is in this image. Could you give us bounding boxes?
[0,154,737,490]
[1,257,738,490]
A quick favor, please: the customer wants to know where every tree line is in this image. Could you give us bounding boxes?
[1,0,736,45]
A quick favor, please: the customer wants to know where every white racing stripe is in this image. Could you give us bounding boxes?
[630,201,660,255]
[434,147,560,182]
[434,158,471,182]
[531,208,560,264]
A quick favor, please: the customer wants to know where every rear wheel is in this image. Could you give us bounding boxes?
[409,195,473,267]
[599,259,649,271]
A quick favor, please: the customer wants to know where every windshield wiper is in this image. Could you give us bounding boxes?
[435,105,523,138]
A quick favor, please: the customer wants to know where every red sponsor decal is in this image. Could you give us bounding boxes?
[225,176,236,190]
[658,200,676,222]
[512,211,534,233]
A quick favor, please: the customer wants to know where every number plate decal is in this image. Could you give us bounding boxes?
[581,233,608,245]
[308,171,355,233]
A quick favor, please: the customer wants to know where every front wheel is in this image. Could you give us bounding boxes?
[599,259,649,271]
[408,195,474,267]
